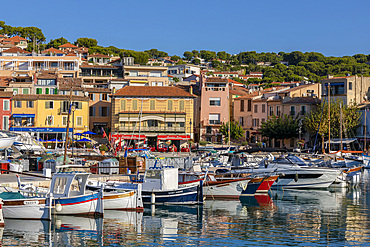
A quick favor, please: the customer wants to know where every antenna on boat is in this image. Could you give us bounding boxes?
[63,84,74,168]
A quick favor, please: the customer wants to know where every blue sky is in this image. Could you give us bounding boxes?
[2,0,370,57]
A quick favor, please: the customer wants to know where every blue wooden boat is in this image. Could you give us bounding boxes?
[142,167,203,205]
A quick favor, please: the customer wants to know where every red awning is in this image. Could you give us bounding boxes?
[157,135,190,140]
[112,134,146,140]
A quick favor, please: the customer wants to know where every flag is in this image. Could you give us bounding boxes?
[102,127,107,138]
[118,137,122,151]
[109,133,112,142]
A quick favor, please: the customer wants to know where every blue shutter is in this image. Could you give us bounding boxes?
[99,107,102,116]
[107,107,110,116]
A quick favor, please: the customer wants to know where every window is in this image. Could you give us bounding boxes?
[254,105,258,113]
[209,97,221,106]
[76,116,82,126]
[240,100,244,112]
[14,101,22,108]
[349,82,352,90]
[301,106,306,115]
[206,126,212,134]
[100,107,108,117]
[167,122,173,127]
[276,106,281,116]
[147,120,158,127]
[209,114,220,124]
[239,117,244,126]
[73,102,82,110]
[168,100,173,111]
[150,100,155,110]
[121,100,126,111]
[62,116,68,126]
[36,88,42,94]
[22,88,29,94]
[3,116,9,130]
[46,115,54,126]
[325,82,345,95]
[179,100,184,111]
[45,101,54,109]
[253,118,260,127]
[13,88,18,94]
[290,106,296,116]
[132,99,138,111]
[149,71,162,77]
[45,88,49,94]
[3,100,9,111]
[179,122,184,127]
[247,100,252,111]
[89,93,95,101]
[269,106,273,116]
[262,104,266,113]
[27,101,34,108]
[100,94,107,101]
[89,107,95,116]
[129,71,138,76]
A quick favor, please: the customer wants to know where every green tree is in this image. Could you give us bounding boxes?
[304,99,361,150]
[217,51,230,60]
[75,37,98,48]
[183,51,193,61]
[260,114,300,144]
[171,55,181,62]
[46,37,69,49]
[219,121,245,143]
[145,48,168,59]
[192,50,199,58]
[192,58,200,65]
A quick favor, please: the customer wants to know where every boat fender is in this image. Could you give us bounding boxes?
[294,173,298,182]
[151,193,155,204]
[55,203,62,212]
[0,199,4,227]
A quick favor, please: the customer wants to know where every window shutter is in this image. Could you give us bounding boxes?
[45,88,49,94]
[99,107,102,116]
[78,102,82,109]
[179,100,184,111]
[54,88,58,94]
[132,100,137,110]
[168,100,173,111]
[121,100,126,111]
[93,107,95,116]
[45,101,49,109]
[99,94,102,101]
[107,107,110,117]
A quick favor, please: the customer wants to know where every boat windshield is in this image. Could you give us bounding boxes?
[53,177,67,195]
[146,170,161,179]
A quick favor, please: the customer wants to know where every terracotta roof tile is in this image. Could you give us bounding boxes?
[114,86,195,98]
[59,43,77,48]
[1,46,30,54]
[0,91,13,97]
[0,77,11,87]
[42,47,66,54]
[13,94,89,101]
[2,36,28,42]
[89,53,110,58]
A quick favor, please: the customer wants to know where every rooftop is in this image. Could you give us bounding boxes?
[114,86,195,98]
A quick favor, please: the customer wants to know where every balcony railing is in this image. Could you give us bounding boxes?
[118,126,185,132]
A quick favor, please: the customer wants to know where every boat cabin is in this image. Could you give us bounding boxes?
[142,167,178,191]
[50,172,89,198]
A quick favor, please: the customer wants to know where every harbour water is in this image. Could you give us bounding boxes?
[1,170,370,246]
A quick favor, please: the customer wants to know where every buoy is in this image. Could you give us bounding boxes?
[294,173,299,182]
[55,203,62,212]
[0,199,4,227]
[151,193,155,204]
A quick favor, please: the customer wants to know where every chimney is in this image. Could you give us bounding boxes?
[327,75,333,79]
[190,86,193,95]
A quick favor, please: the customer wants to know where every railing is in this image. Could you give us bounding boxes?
[118,126,185,132]
[205,87,226,91]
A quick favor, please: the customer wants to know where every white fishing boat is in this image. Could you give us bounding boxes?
[203,175,250,199]
[86,181,143,211]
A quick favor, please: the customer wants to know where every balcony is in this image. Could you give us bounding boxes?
[118,126,185,133]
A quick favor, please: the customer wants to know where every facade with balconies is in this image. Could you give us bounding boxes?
[123,65,169,86]
[111,86,195,149]
[197,77,229,143]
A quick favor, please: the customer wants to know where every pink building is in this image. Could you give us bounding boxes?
[0,92,12,130]
[197,77,229,143]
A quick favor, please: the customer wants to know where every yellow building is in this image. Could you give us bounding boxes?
[111,86,195,148]
[10,94,89,142]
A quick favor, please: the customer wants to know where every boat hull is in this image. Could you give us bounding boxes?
[103,191,143,211]
[142,184,202,205]
[203,178,249,199]
[3,198,50,220]
[0,137,16,149]
[256,175,279,193]
[54,193,100,215]
[240,177,264,196]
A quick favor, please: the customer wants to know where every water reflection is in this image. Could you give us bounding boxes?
[0,176,369,246]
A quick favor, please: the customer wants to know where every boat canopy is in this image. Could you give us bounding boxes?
[324,138,357,144]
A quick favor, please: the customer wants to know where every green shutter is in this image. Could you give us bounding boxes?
[150,100,155,110]
[45,88,49,94]
[121,100,126,111]
[179,100,184,111]
[168,100,173,111]
[45,101,49,109]
[132,100,137,111]
[54,88,58,94]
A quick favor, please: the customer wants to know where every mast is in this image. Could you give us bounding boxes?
[63,87,73,166]
[328,82,331,153]
[228,94,231,149]
[340,103,343,152]
[365,107,367,152]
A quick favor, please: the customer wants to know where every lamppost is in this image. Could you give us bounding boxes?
[71,104,76,158]
[189,119,192,155]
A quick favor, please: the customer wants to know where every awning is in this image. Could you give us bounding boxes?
[324,138,357,144]
[157,135,190,140]
[12,114,35,118]
[10,127,72,132]
[112,134,146,140]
